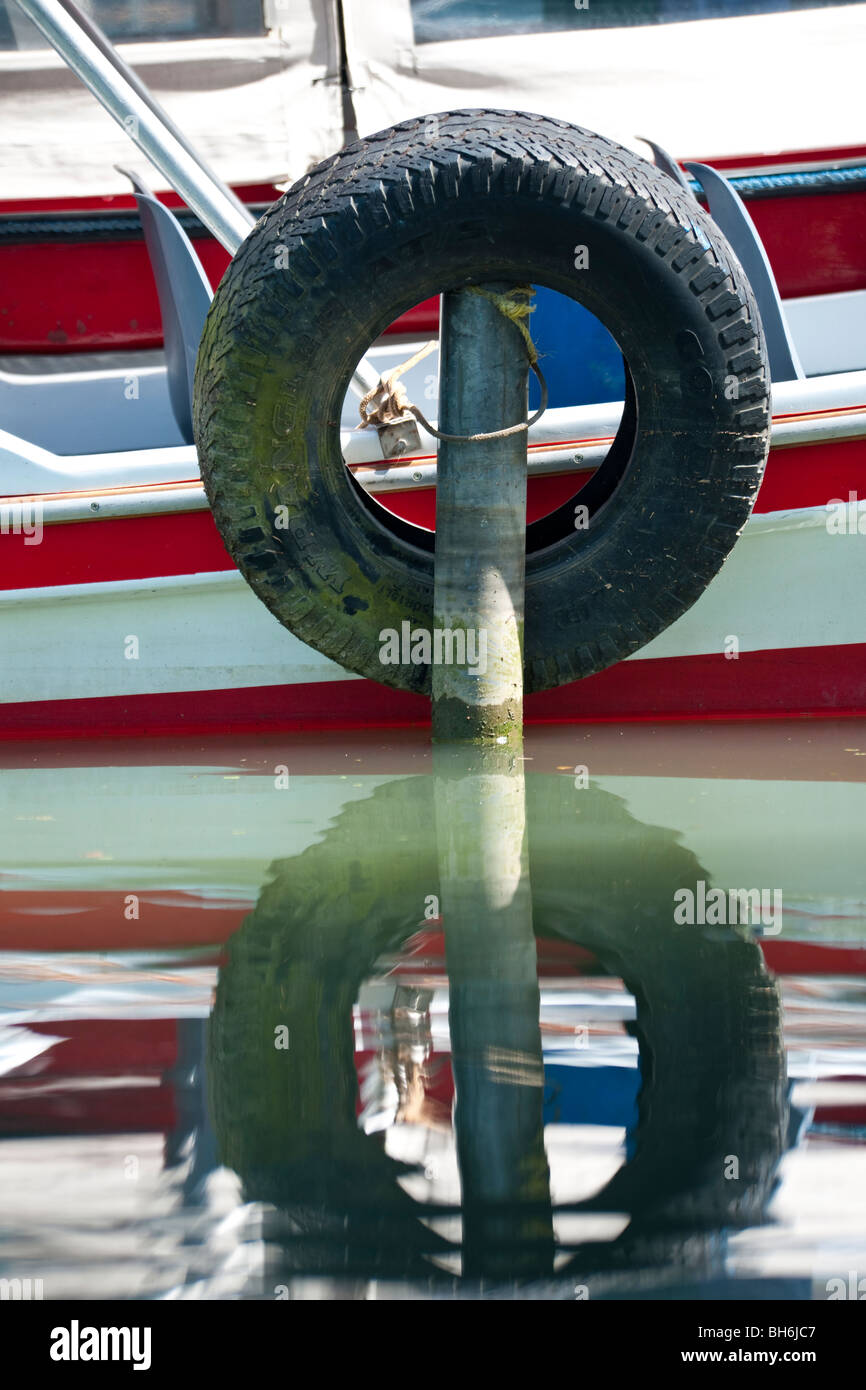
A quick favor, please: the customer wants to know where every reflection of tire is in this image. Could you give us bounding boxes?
[525,775,787,1261]
[207,778,440,1274]
[208,773,785,1283]
[194,110,770,696]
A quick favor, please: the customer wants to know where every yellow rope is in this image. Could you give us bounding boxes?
[465,284,539,365]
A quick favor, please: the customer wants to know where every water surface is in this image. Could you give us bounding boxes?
[1,723,864,1299]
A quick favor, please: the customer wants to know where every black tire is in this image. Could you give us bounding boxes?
[524,774,787,1261]
[194,109,770,696]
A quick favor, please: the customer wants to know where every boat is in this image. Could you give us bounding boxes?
[1,0,865,737]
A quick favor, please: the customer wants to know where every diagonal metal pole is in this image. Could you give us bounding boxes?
[13,0,382,398]
[56,0,253,224]
[432,284,528,744]
[14,0,251,255]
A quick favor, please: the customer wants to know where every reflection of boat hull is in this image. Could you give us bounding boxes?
[3,957,862,1140]
[1,743,862,1291]
[2,732,864,956]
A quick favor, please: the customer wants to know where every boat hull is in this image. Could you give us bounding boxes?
[2,517,865,737]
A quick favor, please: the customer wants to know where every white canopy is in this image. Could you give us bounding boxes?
[0,0,864,198]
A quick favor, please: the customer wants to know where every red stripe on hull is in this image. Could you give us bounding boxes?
[2,642,865,740]
[0,231,437,353]
[380,436,866,530]
[0,238,230,353]
[0,509,236,591]
[0,217,434,354]
[0,185,275,355]
[734,191,866,297]
[701,145,866,171]
[527,643,866,722]
[2,436,864,591]
[2,185,863,352]
[753,438,866,513]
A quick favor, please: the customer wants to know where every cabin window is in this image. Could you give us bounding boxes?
[0,0,265,49]
[410,0,866,43]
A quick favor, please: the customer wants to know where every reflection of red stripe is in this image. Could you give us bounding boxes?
[1,1017,180,1135]
[24,1018,178,1072]
[395,930,866,978]
[813,1106,866,1126]
[2,894,864,974]
[760,941,866,976]
[0,890,249,951]
[813,1075,866,1126]
[383,938,866,979]
[2,436,864,591]
[0,718,862,777]
[395,927,600,976]
[2,641,865,740]
[0,1083,174,1135]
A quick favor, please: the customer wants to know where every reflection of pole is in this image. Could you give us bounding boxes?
[435,746,554,1278]
[432,285,528,744]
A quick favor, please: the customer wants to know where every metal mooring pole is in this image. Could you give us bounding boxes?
[432,284,529,744]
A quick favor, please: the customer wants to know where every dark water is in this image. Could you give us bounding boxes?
[1,725,864,1300]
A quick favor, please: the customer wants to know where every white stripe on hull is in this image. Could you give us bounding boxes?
[0,569,355,705]
[1,507,864,707]
[626,507,866,662]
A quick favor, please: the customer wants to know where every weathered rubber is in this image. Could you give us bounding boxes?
[194,109,771,695]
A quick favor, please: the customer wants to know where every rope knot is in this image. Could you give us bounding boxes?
[357,339,437,430]
[357,285,547,443]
